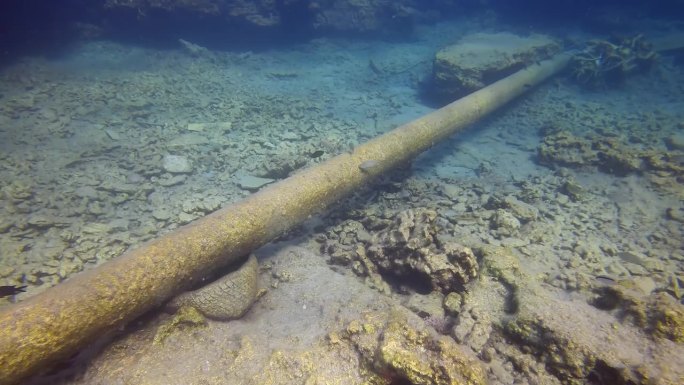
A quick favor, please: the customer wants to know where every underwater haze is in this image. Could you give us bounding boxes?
[0,1,683,384]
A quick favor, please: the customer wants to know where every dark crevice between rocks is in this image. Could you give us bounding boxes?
[502,283,520,314]
[388,376,413,385]
[377,269,434,295]
[587,360,637,385]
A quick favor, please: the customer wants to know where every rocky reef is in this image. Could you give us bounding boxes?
[322,208,479,295]
[342,309,488,385]
[537,121,684,195]
[102,0,441,34]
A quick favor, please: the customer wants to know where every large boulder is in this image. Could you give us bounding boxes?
[429,32,560,103]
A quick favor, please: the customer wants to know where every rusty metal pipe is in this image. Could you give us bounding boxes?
[0,53,571,385]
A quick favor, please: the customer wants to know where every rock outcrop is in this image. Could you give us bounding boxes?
[103,0,437,33]
[429,32,560,103]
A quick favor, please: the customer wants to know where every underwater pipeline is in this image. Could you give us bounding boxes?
[0,52,571,384]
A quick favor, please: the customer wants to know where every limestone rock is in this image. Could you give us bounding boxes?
[237,174,275,191]
[507,285,684,384]
[365,209,478,293]
[180,195,223,214]
[443,292,463,316]
[666,206,684,223]
[185,121,232,132]
[404,291,445,320]
[486,194,538,223]
[151,208,173,221]
[665,133,684,150]
[537,131,597,168]
[4,180,33,201]
[503,195,539,223]
[73,186,99,199]
[158,175,187,187]
[490,209,521,236]
[431,32,560,102]
[594,285,684,343]
[344,310,487,385]
[0,219,12,233]
[167,133,209,147]
[162,155,193,174]
[537,130,654,177]
[324,208,478,294]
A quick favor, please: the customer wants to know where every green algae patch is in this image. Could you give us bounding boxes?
[649,293,684,343]
[153,306,207,345]
[595,285,684,343]
[345,308,487,385]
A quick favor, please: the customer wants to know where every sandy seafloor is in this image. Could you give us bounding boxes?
[1,18,683,385]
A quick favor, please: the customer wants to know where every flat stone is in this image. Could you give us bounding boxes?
[618,251,647,266]
[441,185,463,200]
[178,212,198,224]
[279,131,299,141]
[39,238,69,260]
[199,196,223,212]
[504,195,539,222]
[664,133,684,150]
[152,209,173,221]
[168,133,209,147]
[641,259,666,272]
[631,276,656,296]
[666,206,684,223]
[604,260,630,277]
[491,209,521,232]
[187,123,205,132]
[444,292,463,316]
[0,266,16,278]
[163,155,193,174]
[623,262,648,276]
[0,219,13,233]
[185,121,233,132]
[108,219,130,231]
[158,175,187,187]
[27,214,69,228]
[500,237,528,248]
[74,186,99,199]
[181,199,202,214]
[81,223,112,234]
[237,174,275,191]
[98,181,138,194]
[105,129,121,140]
[404,291,445,319]
[180,197,221,214]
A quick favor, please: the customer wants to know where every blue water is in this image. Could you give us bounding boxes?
[1,1,683,384]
